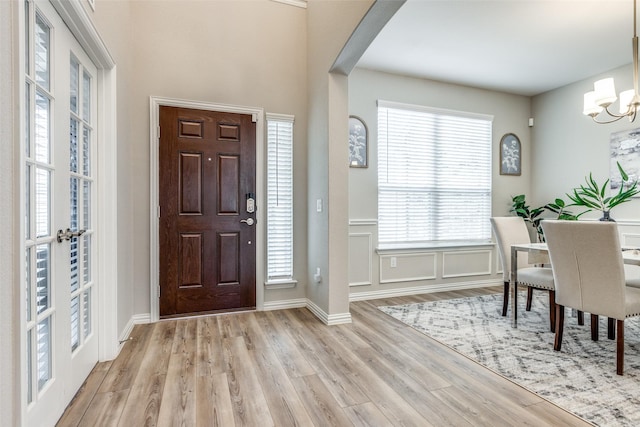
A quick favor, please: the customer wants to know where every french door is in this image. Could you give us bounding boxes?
[23,1,99,425]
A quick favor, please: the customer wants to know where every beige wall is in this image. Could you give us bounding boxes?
[88,0,378,321]
[531,63,640,221]
[88,0,136,340]
[347,68,532,297]
[306,0,374,319]
[90,0,310,320]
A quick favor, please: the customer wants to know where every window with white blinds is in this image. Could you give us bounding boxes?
[377,101,493,245]
[266,114,294,281]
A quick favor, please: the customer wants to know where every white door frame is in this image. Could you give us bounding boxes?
[48,0,119,363]
[149,97,265,322]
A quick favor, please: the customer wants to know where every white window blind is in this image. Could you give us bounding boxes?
[266,114,294,280]
[378,101,492,244]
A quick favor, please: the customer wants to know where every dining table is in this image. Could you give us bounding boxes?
[510,242,640,328]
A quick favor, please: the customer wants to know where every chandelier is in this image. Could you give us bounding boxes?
[583,0,640,123]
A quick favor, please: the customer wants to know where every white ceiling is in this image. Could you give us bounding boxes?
[357,0,634,96]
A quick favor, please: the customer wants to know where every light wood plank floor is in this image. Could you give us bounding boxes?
[56,287,591,427]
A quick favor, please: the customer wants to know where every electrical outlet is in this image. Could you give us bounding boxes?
[316,199,323,213]
[390,256,397,268]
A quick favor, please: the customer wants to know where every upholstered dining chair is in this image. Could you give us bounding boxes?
[542,220,640,375]
[491,217,556,331]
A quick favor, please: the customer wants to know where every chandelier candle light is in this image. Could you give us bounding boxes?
[584,0,640,123]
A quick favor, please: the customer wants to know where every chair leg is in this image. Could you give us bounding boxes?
[526,287,533,311]
[548,290,556,333]
[577,310,584,326]
[591,314,599,341]
[608,317,615,340]
[502,281,509,317]
[554,304,564,351]
[617,319,625,376]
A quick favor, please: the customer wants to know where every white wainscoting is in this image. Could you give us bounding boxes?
[348,220,377,288]
[379,252,437,284]
[442,249,493,278]
[622,232,640,247]
[349,232,373,286]
[600,220,640,248]
[349,219,378,226]
[349,279,500,301]
[348,218,503,296]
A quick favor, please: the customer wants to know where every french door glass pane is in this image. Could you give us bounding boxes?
[83,181,90,229]
[35,244,50,314]
[34,91,49,163]
[25,82,30,157]
[34,13,50,91]
[26,249,32,321]
[70,118,78,173]
[25,165,30,240]
[83,234,90,283]
[35,167,49,238]
[27,329,33,404]
[71,295,80,351]
[82,128,90,176]
[82,71,90,123]
[70,236,79,293]
[70,177,78,231]
[25,1,30,73]
[83,289,91,338]
[36,316,51,390]
[70,57,79,114]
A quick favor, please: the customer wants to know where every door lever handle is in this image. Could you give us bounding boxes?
[240,218,255,226]
[56,228,87,243]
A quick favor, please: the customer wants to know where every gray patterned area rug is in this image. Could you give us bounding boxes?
[378,293,640,427]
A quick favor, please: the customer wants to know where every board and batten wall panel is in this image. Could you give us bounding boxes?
[621,231,640,247]
[379,253,437,284]
[349,232,373,286]
[442,250,492,278]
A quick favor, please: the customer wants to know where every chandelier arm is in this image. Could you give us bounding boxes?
[632,0,639,111]
[634,35,639,97]
[590,113,626,124]
[603,105,630,119]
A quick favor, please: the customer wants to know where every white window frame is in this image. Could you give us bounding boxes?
[265,113,296,288]
[377,100,493,247]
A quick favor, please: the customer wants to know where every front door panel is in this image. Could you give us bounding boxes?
[159,106,256,316]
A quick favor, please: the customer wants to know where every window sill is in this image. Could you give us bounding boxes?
[264,279,298,289]
[376,240,494,254]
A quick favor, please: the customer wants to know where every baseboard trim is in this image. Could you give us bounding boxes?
[118,313,151,352]
[118,281,494,335]
[305,299,352,325]
[326,311,353,325]
[349,279,501,302]
[263,298,307,311]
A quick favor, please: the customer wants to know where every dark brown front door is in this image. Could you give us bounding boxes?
[159,106,256,316]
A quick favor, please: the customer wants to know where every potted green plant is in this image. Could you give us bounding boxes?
[511,195,581,242]
[510,194,545,241]
[544,198,582,221]
[567,162,639,221]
